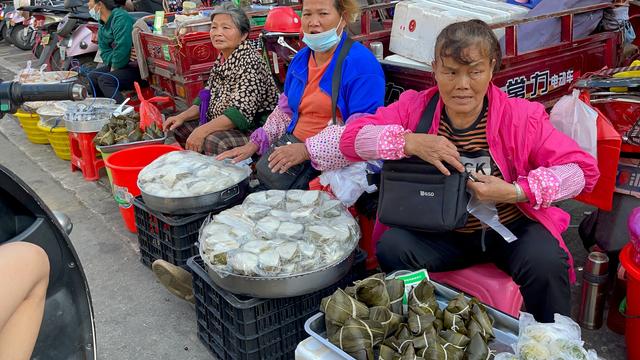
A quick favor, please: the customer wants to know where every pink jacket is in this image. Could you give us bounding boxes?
[340,84,600,283]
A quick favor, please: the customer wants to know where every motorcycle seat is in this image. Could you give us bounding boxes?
[69,12,92,21]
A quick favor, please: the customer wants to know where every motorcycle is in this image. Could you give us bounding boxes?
[37,0,96,71]
[0,80,95,359]
[0,1,12,42]
[13,1,67,51]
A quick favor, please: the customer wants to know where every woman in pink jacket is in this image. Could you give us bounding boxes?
[340,20,599,322]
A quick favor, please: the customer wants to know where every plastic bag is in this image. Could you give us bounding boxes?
[493,312,598,360]
[134,82,168,131]
[198,190,360,278]
[550,89,598,158]
[319,162,378,207]
[466,195,517,243]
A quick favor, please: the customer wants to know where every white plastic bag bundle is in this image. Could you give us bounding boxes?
[319,162,377,207]
[495,312,598,360]
[550,90,598,159]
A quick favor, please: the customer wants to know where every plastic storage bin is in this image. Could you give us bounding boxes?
[389,0,528,63]
[188,250,366,360]
[15,111,48,144]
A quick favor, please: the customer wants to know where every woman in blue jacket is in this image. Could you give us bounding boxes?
[217,0,385,189]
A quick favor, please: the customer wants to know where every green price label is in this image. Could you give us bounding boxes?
[162,44,171,62]
[395,269,429,305]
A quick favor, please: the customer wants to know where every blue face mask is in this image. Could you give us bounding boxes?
[89,5,100,21]
[302,19,343,53]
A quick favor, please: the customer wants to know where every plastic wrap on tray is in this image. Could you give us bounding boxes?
[199,190,360,278]
[138,151,251,198]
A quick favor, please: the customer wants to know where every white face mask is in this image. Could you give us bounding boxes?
[302,18,343,52]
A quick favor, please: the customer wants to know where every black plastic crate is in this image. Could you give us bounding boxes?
[132,196,210,250]
[138,234,197,268]
[188,250,366,360]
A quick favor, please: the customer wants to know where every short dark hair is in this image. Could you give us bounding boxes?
[434,20,501,72]
[210,2,251,36]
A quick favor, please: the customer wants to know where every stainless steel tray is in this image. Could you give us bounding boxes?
[304,279,519,359]
[65,119,110,133]
[139,177,250,215]
[206,249,356,298]
[95,136,168,153]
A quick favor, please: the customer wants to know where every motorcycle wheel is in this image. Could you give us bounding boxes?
[11,24,35,51]
[3,24,13,44]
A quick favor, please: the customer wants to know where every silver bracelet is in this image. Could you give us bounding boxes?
[513,182,524,203]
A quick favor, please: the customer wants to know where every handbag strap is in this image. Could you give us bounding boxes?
[415,92,440,133]
[331,37,354,125]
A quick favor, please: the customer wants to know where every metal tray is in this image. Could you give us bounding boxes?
[64,119,110,133]
[304,279,520,359]
[139,177,250,215]
[95,136,168,154]
[206,249,356,299]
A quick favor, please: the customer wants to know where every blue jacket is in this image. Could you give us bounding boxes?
[284,33,385,133]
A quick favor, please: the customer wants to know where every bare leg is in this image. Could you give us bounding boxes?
[0,242,50,360]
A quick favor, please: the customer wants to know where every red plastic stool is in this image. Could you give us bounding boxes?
[69,131,105,181]
[430,264,523,318]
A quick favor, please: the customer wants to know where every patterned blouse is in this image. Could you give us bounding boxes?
[205,41,279,131]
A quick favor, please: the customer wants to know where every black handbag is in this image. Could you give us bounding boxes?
[256,38,355,190]
[377,93,470,232]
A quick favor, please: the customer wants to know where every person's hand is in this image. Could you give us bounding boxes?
[163,115,185,131]
[216,142,259,163]
[268,143,309,174]
[467,173,518,203]
[185,125,210,152]
[403,133,464,175]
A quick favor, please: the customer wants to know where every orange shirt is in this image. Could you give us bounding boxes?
[293,53,342,141]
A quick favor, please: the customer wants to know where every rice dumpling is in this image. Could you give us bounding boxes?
[443,294,471,334]
[369,306,402,337]
[408,280,439,317]
[354,273,391,307]
[329,317,385,360]
[379,344,402,360]
[469,300,495,341]
[400,343,425,360]
[320,289,369,328]
[464,333,492,360]
[386,278,405,315]
[408,306,436,336]
[440,329,470,348]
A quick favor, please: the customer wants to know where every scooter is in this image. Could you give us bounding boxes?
[13,1,67,51]
[0,80,95,359]
[0,0,13,42]
[37,0,95,70]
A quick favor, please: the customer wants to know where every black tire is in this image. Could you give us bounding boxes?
[11,24,35,51]
[4,24,13,44]
[56,16,76,37]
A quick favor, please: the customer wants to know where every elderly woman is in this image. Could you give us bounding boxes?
[340,20,599,322]
[164,3,279,155]
[217,0,385,190]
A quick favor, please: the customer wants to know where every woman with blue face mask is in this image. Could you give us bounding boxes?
[86,0,140,102]
[217,0,385,190]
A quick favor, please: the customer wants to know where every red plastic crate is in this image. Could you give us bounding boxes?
[173,73,209,105]
[140,31,220,77]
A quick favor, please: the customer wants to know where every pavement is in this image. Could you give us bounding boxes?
[0,43,629,359]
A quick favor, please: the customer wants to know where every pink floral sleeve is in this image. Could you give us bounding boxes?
[518,163,586,209]
[354,124,410,160]
[305,113,369,171]
[249,105,291,155]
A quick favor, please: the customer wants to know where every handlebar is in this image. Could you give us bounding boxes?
[0,82,87,115]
